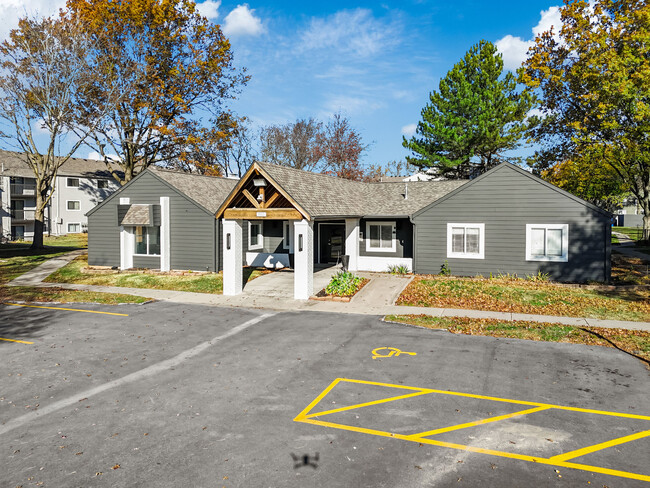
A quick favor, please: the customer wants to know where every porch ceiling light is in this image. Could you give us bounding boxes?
[253,178,267,187]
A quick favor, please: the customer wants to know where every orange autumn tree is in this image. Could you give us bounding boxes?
[66,0,249,184]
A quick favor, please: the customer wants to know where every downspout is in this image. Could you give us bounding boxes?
[409,214,416,273]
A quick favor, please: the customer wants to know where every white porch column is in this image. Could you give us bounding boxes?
[160,196,170,271]
[119,197,133,270]
[345,218,360,271]
[293,219,313,300]
[222,219,243,296]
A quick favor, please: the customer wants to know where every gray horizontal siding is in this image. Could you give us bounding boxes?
[413,165,610,283]
[88,172,218,271]
[88,202,119,267]
[133,255,160,268]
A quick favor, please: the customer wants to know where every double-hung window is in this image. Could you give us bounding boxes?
[249,221,263,250]
[526,224,568,262]
[134,226,161,255]
[67,223,81,233]
[67,200,80,211]
[67,178,80,187]
[447,223,485,259]
[366,221,396,252]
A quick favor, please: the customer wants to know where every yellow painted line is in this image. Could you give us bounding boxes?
[4,303,128,317]
[550,430,650,462]
[335,378,650,421]
[0,337,34,344]
[294,378,344,421]
[299,417,650,482]
[304,390,433,419]
[295,379,650,483]
[409,406,552,439]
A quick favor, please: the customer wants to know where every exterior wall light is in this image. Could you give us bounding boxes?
[253,178,267,187]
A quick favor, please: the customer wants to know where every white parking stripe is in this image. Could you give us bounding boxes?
[0,312,276,437]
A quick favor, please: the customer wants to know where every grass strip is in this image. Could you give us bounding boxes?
[0,286,149,304]
[385,314,650,365]
[45,256,270,294]
[398,275,650,322]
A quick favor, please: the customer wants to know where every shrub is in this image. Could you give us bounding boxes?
[325,271,363,296]
[439,260,451,276]
[526,271,550,282]
[388,264,410,275]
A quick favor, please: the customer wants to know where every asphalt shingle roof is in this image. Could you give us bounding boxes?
[149,167,238,214]
[0,149,122,179]
[257,162,468,218]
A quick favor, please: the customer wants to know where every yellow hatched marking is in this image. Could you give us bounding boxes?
[4,303,128,317]
[0,337,34,344]
[410,406,551,439]
[295,378,650,483]
[550,430,650,462]
[304,390,432,419]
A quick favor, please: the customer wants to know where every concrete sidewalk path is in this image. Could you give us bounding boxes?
[612,232,650,261]
[7,250,650,332]
[9,249,86,286]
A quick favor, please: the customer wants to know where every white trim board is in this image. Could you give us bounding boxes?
[357,256,412,273]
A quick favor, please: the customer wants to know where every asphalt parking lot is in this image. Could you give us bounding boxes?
[1,301,649,487]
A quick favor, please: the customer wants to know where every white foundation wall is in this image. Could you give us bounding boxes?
[357,256,413,273]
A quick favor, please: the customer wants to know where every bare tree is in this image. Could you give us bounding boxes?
[322,112,368,180]
[169,117,256,177]
[0,16,122,248]
[260,117,324,171]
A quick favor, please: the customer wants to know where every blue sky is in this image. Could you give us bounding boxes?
[207,0,562,169]
[0,0,562,169]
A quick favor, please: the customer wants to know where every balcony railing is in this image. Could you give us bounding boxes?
[10,184,36,196]
[10,209,35,221]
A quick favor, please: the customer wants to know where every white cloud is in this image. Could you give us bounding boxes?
[301,9,397,58]
[495,5,562,72]
[223,4,264,37]
[0,0,66,41]
[87,151,120,162]
[196,0,220,20]
[321,95,383,118]
[495,35,533,72]
[401,123,417,137]
[533,6,562,38]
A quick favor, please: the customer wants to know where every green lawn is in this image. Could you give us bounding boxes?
[0,234,149,304]
[397,275,650,322]
[385,315,650,364]
[0,234,87,284]
[615,226,643,241]
[45,256,269,294]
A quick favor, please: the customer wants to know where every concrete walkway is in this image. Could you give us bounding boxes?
[612,231,650,261]
[6,251,650,332]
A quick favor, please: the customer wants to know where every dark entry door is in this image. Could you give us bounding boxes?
[320,224,345,263]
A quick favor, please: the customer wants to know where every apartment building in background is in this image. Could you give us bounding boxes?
[0,149,120,241]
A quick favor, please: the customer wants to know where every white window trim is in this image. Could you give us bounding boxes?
[248,221,263,251]
[66,177,80,188]
[365,221,397,253]
[447,223,485,259]
[133,226,161,257]
[282,221,293,252]
[67,222,82,233]
[526,224,569,262]
[66,200,81,211]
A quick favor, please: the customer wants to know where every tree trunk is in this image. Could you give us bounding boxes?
[30,182,49,250]
[643,212,650,243]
